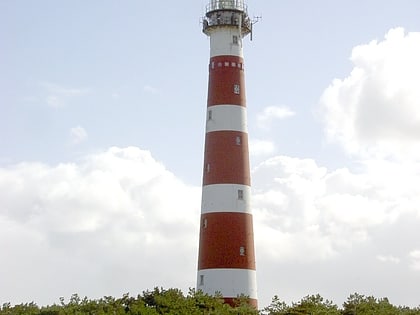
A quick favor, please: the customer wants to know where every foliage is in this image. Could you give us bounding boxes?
[342,293,420,315]
[0,288,257,315]
[1,289,420,315]
[262,292,420,315]
[262,294,340,315]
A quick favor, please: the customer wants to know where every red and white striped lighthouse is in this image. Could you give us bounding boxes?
[197,0,257,308]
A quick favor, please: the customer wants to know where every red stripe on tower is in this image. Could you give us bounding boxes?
[197,0,257,308]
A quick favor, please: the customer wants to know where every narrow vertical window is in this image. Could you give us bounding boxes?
[199,275,204,285]
[233,35,238,45]
[240,246,246,256]
[238,189,244,200]
[206,163,210,173]
[202,218,208,229]
[235,135,241,145]
[211,61,215,69]
[233,84,240,95]
[208,109,212,120]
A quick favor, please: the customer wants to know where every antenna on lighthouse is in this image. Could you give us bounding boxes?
[250,15,262,41]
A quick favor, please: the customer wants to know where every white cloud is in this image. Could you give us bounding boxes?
[249,139,275,157]
[409,250,420,271]
[70,126,88,144]
[376,255,400,264]
[252,156,348,262]
[1,147,420,307]
[251,154,420,265]
[41,82,88,108]
[320,28,420,159]
[0,147,201,305]
[46,95,63,108]
[257,106,295,129]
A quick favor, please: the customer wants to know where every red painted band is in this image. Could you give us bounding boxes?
[198,212,256,270]
[223,298,258,309]
[207,55,246,106]
[203,131,250,186]
[209,55,244,67]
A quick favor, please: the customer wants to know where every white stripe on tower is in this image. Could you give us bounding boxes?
[197,0,257,308]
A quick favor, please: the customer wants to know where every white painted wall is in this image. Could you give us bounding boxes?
[201,184,251,214]
[206,105,247,133]
[209,28,243,57]
[197,268,257,299]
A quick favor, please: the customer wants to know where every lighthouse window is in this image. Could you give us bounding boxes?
[231,62,236,67]
[211,61,215,69]
[224,61,229,67]
[199,275,204,285]
[238,189,244,200]
[203,218,208,229]
[206,163,210,173]
[218,62,222,67]
[208,110,213,120]
[233,35,238,45]
[233,84,240,95]
[235,136,241,145]
[240,246,246,256]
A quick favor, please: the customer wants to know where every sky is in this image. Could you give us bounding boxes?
[1,0,420,309]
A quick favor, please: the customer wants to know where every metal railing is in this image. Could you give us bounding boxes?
[206,0,247,13]
[203,13,251,30]
[202,12,252,36]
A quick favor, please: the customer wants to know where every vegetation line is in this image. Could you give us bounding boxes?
[1,288,419,314]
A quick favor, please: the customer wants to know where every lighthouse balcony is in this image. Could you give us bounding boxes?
[202,10,251,36]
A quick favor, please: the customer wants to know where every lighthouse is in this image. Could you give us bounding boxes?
[197,0,257,308]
